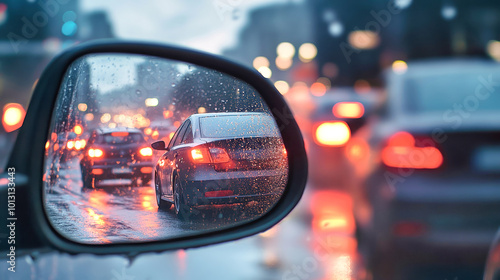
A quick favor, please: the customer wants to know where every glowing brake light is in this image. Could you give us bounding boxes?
[139,147,153,157]
[111,131,129,137]
[314,121,351,147]
[190,147,231,164]
[381,132,443,169]
[88,148,104,158]
[332,102,364,119]
[191,148,211,163]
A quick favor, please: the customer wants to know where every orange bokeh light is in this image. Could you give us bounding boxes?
[74,124,83,135]
[2,103,25,132]
[310,82,326,96]
[314,121,351,147]
[332,102,364,119]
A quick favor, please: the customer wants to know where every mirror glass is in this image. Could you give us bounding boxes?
[43,54,288,244]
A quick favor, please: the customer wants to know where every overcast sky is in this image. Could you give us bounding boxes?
[81,0,297,54]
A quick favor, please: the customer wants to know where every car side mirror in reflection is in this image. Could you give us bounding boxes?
[151,140,167,150]
[1,41,307,257]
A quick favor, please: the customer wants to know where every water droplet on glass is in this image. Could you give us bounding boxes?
[125,254,139,267]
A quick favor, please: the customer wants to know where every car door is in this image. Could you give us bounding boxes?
[161,121,189,197]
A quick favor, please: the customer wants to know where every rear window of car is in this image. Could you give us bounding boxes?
[98,132,145,144]
[403,70,500,113]
[200,114,280,138]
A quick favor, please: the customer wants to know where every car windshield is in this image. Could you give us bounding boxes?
[99,132,144,144]
[404,71,500,113]
[200,115,279,138]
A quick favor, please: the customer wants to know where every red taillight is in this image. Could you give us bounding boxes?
[92,168,103,175]
[209,147,230,163]
[191,148,211,163]
[332,102,364,119]
[139,147,153,157]
[205,190,234,197]
[393,221,426,237]
[314,121,351,147]
[381,132,443,169]
[88,148,104,158]
[190,147,231,164]
[140,167,153,173]
[111,131,129,137]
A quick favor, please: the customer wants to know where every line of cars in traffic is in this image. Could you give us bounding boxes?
[304,58,500,279]
[286,58,500,279]
[46,111,288,221]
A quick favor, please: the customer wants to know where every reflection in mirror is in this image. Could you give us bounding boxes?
[43,54,288,244]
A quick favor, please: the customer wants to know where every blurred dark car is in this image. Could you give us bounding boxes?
[80,127,154,189]
[305,88,378,186]
[145,120,177,143]
[153,112,288,220]
[353,59,500,279]
[485,228,500,280]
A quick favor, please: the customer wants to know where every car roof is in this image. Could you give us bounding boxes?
[387,58,500,79]
[95,127,143,135]
[188,112,270,123]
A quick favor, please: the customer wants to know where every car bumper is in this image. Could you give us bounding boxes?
[180,168,287,207]
[364,173,500,265]
[88,162,154,179]
[306,144,354,187]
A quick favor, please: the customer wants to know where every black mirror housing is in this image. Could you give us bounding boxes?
[2,40,307,257]
[151,141,167,150]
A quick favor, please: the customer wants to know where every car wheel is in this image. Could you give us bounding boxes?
[173,177,190,221]
[81,167,93,189]
[155,175,172,210]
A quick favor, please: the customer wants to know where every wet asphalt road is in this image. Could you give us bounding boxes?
[44,156,265,244]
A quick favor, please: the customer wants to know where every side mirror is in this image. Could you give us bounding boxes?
[151,140,167,150]
[2,41,307,257]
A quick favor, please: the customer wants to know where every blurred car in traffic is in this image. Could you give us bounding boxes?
[80,127,154,189]
[153,112,288,220]
[304,88,379,187]
[352,59,500,279]
[145,120,177,144]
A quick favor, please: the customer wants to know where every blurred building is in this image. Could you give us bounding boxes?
[79,11,114,41]
[223,2,314,83]
[0,0,115,168]
[309,0,500,86]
